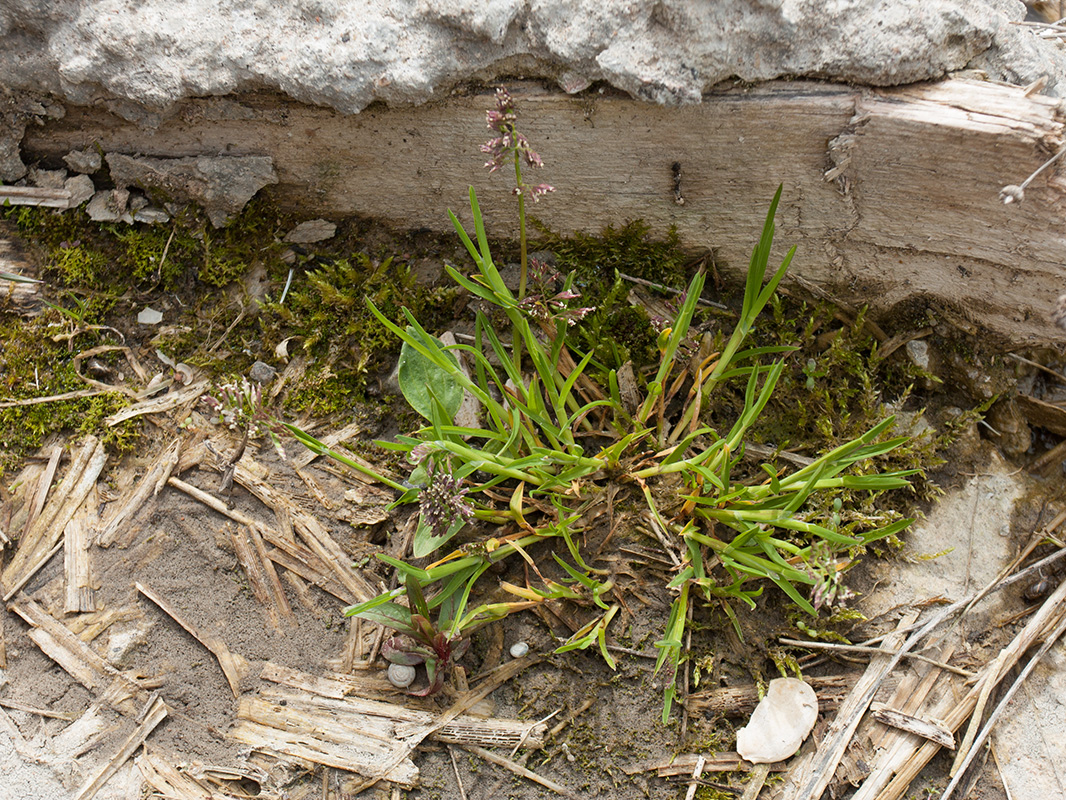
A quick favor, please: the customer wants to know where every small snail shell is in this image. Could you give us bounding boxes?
[509,641,530,658]
[388,663,417,688]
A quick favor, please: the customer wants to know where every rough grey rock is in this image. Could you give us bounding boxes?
[105,153,278,227]
[63,173,94,207]
[85,189,132,222]
[249,360,277,384]
[132,206,170,224]
[0,92,65,181]
[63,148,102,173]
[29,167,67,189]
[284,219,337,244]
[0,0,1060,127]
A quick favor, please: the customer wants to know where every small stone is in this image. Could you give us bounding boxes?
[249,360,277,383]
[284,219,337,244]
[509,641,529,658]
[106,153,277,228]
[86,190,130,222]
[29,167,68,189]
[133,207,171,224]
[63,149,102,174]
[387,663,416,688]
[64,174,95,208]
[129,193,149,212]
[137,306,164,325]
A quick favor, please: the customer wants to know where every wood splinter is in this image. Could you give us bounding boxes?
[869,702,954,749]
[136,581,248,697]
[73,695,168,800]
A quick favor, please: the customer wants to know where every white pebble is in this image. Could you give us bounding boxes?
[387,663,416,688]
[509,641,529,658]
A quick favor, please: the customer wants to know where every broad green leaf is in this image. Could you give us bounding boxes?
[397,327,464,422]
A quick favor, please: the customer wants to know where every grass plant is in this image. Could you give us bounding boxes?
[290,88,916,717]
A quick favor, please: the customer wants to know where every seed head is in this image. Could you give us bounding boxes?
[419,457,474,538]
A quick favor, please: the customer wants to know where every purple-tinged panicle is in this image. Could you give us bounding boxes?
[418,457,474,539]
[517,258,593,325]
[482,85,549,184]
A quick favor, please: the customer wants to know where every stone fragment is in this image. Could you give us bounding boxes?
[63,148,102,174]
[63,174,94,208]
[106,153,278,228]
[985,397,1031,458]
[736,678,819,764]
[29,168,67,189]
[86,189,132,222]
[133,207,170,224]
[249,360,277,383]
[284,219,337,244]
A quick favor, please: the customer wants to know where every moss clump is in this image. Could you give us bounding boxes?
[533,219,689,292]
[260,252,458,416]
[728,295,944,505]
[0,316,138,475]
[5,197,290,294]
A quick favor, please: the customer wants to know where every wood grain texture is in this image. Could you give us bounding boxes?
[22,79,1066,343]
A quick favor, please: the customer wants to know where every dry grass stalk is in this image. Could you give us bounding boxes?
[641,752,772,777]
[867,573,1066,800]
[868,703,954,749]
[0,697,79,721]
[104,379,209,427]
[230,701,420,788]
[0,185,71,207]
[136,581,249,697]
[259,535,352,604]
[73,695,168,800]
[247,523,296,627]
[349,655,541,794]
[2,540,63,602]
[229,524,284,633]
[97,436,184,547]
[778,637,971,677]
[232,460,377,603]
[740,762,771,800]
[8,596,151,716]
[942,608,1066,798]
[849,643,959,800]
[462,744,581,800]
[2,435,106,594]
[785,609,920,800]
[64,510,96,613]
[22,444,63,539]
[954,571,1066,770]
[136,747,226,800]
[260,662,547,747]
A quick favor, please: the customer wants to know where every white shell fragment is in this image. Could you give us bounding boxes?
[387,663,416,688]
[137,306,163,325]
[736,678,819,764]
[509,641,529,658]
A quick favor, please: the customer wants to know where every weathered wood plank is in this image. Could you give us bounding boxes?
[21,79,1066,343]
